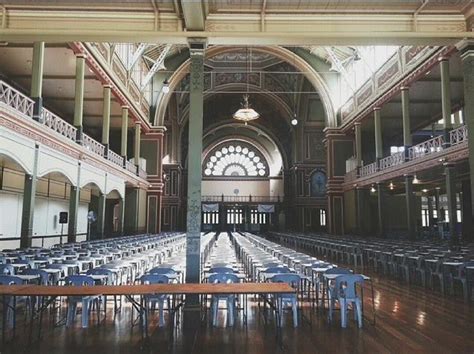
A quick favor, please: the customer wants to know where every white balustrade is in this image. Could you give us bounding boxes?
[449,125,467,146]
[41,108,77,142]
[0,80,34,117]
[107,149,124,167]
[126,160,138,174]
[359,162,378,177]
[408,135,444,160]
[82,134,106,157]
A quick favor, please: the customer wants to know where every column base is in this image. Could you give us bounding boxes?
[32,97,43,123]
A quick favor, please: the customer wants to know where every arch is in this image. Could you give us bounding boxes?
[106,189,123,199]
[38,168,77,186]
[0,150,33,175]
[80,180,105,194]
[154,46,336,127]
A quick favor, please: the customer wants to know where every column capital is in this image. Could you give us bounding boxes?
[75,53,86,59]
[121,105,130,110]
[188,38,208,56]
[400,85,410,91]
[456,39,474,56]
[373,106,381,112]
[437,56,450,62]
[102,84,112,89]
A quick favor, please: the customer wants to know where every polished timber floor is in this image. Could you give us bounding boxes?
[2,269,473,354]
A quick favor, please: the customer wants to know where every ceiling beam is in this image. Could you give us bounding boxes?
[0,9,471,45]
[141,44,172,90]
[10,74,97,80]
[179,0,205,31]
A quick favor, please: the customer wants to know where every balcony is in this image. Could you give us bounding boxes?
[0,80,146,178]
[344,125,468,186]
[202,195,283,203]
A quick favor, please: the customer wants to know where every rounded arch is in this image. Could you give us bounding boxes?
[0,150,33,175]
[106,189,122,199]
[154,46,336,127]
[38,168,77,186]
[80,180,105,194]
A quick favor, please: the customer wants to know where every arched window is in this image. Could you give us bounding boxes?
[203,143,268,177]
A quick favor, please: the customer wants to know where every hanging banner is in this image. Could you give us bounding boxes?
[202,203,219,212]
[258,204,275,213]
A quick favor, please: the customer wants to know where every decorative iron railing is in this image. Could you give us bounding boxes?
[41,108,77,142]
[449,125,468,146]
[82,133,106,157]
[202,195,282,203]
[408,135,444,160]
[0,80,34,117]
[107,149,124,167]
[138,168,147,179]
[379,151,405,171]
[359,162,378,177]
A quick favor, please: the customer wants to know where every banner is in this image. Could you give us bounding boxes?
[202,203,219,212]
[257,204,275,213]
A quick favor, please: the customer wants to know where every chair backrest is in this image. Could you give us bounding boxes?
[22,268,50,284]
[263,266,291,274]
[209,266,234,274]
[208,272,239,284]
[148,267,177,275]
[270,273,301,288]
[140,274,171,285]
[324,267,352,275]
[0,264,15,275]
[86,268,116,284]
[334,274,364,299]
[263,262,281,268]
[0,275,24,285]
[65,275,95,286]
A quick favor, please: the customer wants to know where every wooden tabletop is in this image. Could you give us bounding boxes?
[0,282,295,296]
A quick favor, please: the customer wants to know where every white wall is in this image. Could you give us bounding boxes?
[202,180,270,197]
[0,190,89,242]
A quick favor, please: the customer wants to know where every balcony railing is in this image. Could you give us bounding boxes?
[344,168,359,183]
[379,151,405,171]
[408,135,444,160]
[82,133,106,157]
[360,162,378,177]
[450,124,468,146]
[202,195,282,203]
[0,80,34,117]
[138,168,147,179]
[41,108,77,142]
[107,149,124,167]
[0,79,146,180]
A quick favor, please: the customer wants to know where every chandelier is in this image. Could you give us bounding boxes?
[233,47,260,125]
[233,94,260,124]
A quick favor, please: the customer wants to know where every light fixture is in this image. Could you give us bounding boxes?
[389,181,395,190]
[422,189,428,193]
[233,94,260,125]
[233,47,259,125]
[162,79,170,94]
[370,185,376,193]
[413,175,420,184]
[291,118,298,126]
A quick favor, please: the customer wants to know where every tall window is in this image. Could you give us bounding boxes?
[319,209,326,227]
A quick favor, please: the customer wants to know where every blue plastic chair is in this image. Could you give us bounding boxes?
[0,275,28,329]
[140,274,171,327]
[208,273,240,327]
[0,264,15,275]
[270,273,301,327]
[64,275,101,328]
[332,274,365,328]
[87,268,119,313]
[148,267,177,275]
[209,266,235,274]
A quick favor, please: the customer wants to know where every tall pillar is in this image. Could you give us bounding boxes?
[102,85,112,152]
[435,187,442,221]
[124,187,139,234]
[134,122,141,170]
[68,185,80,243]
[374,108,383,161]
[354,122,362,168]
[96,192,106,239]
[356,187,364,235]
[30,42,45,121]
[405,174,416,240]
[185,39,206,295]
[20,145,39,248]
[459,41,474,242]
[461,180,472,242]
[121,106,129,163]
[445,163,458,246]
[377,182,385,237]
[440,58,452,145]
[427,194,434,236]
[73,54,85,144]
[117,198,125,236]
[401,86,412,159]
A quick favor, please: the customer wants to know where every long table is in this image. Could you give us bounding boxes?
[0,283,294,347]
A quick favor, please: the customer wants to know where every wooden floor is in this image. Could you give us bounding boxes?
[1,268,473,354]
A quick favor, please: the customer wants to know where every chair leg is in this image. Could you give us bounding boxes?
[356,299,363,328]
[82,299,90,328]
[292,299,298,328]
[228,298,234,327]
[340,298,347,328]
[158,300,164,327]
[212,298,218,327]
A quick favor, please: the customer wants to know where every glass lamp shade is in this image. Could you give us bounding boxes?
[233,94,259,124]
